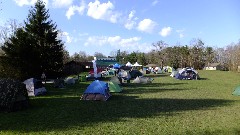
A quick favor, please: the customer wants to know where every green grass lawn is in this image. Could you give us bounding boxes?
[1,70,240,135]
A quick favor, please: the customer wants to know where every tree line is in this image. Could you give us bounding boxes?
[115,39,240,71]
[0,0,239,81]
[69,39,240,72]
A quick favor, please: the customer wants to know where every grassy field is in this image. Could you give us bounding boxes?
[1,70,240,135]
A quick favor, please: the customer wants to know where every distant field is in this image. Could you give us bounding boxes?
[1,70,240,135]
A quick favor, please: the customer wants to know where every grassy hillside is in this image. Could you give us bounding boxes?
[1,70,240,135]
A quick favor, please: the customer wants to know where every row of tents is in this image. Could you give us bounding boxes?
[82,70,155,101]
[81,75,154,101]
[23,77,122,98]
[20,74,240,102]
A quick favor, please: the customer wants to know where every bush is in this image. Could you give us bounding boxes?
[0,78,29,112]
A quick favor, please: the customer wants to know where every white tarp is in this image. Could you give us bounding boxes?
[65,77,75,84]
[23,78,47,96]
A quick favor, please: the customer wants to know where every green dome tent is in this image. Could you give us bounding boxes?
[232,85,240,96]
[109,81,122,93]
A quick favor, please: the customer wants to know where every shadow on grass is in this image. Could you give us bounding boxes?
[43,82,90,97]
[199,78,209,80]
[122,82,187,88]
[0,95,233,133]
[144,74,170,78]
[128,82,186,86]
[123,88,189,94]
[121,82,189,94]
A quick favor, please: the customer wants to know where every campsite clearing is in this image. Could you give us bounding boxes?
[1,70,240,134]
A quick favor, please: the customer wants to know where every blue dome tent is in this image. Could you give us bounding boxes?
[113,63,121,69]
[81,80,111,101]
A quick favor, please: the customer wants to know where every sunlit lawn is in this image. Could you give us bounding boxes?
[1,70,240,135]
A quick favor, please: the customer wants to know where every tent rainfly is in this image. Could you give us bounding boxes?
[81,80,111,101]
[109,81,122,93]
[232,85,240,96]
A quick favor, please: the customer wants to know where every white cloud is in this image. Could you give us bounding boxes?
[176,29,184,33]
[87,0,121,23]
[107,36,121,43]
[179,33,184,38]
[124,10,137,30]
[137,19,157,33]
[14,0,48,6]
[84,35,154,53]
[52,0,73,8]
[78,33,89,36]
[84,35,141,48]
[176,29,185,38]
[59,31,88,43]
[58,32,73,43]
[151,0,159,6]
[128,10,135,20]
[66,1,86,19]
[159,27,172,37]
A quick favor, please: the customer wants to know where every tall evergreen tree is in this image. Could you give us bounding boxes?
[1,0,64,80]
[25,0,64,78]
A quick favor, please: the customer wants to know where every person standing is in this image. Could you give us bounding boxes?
[41,72,46,84]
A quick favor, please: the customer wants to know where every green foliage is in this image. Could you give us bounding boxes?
[126,51,137,64]
[0,0,64,80]
[0,78,29,112]
[1,28,39,80]
[116,49,120,62]
[94,52,106,58]
[137,53,147,66]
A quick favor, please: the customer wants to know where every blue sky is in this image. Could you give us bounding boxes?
[0,0,240,56]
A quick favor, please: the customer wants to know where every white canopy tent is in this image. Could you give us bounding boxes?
[126,62,132,67]
[133,62,142,67]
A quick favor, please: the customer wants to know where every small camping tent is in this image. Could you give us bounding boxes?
[23,78,47,96]
[132,76,153,84]
[110,76,121,84]
[132,76,141,83]
[232,85,240,96]
[81,80,111,101]
[175,68,199,80]
[113,63,121,69]
[109,81,122,93]
[170,71,178,77]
